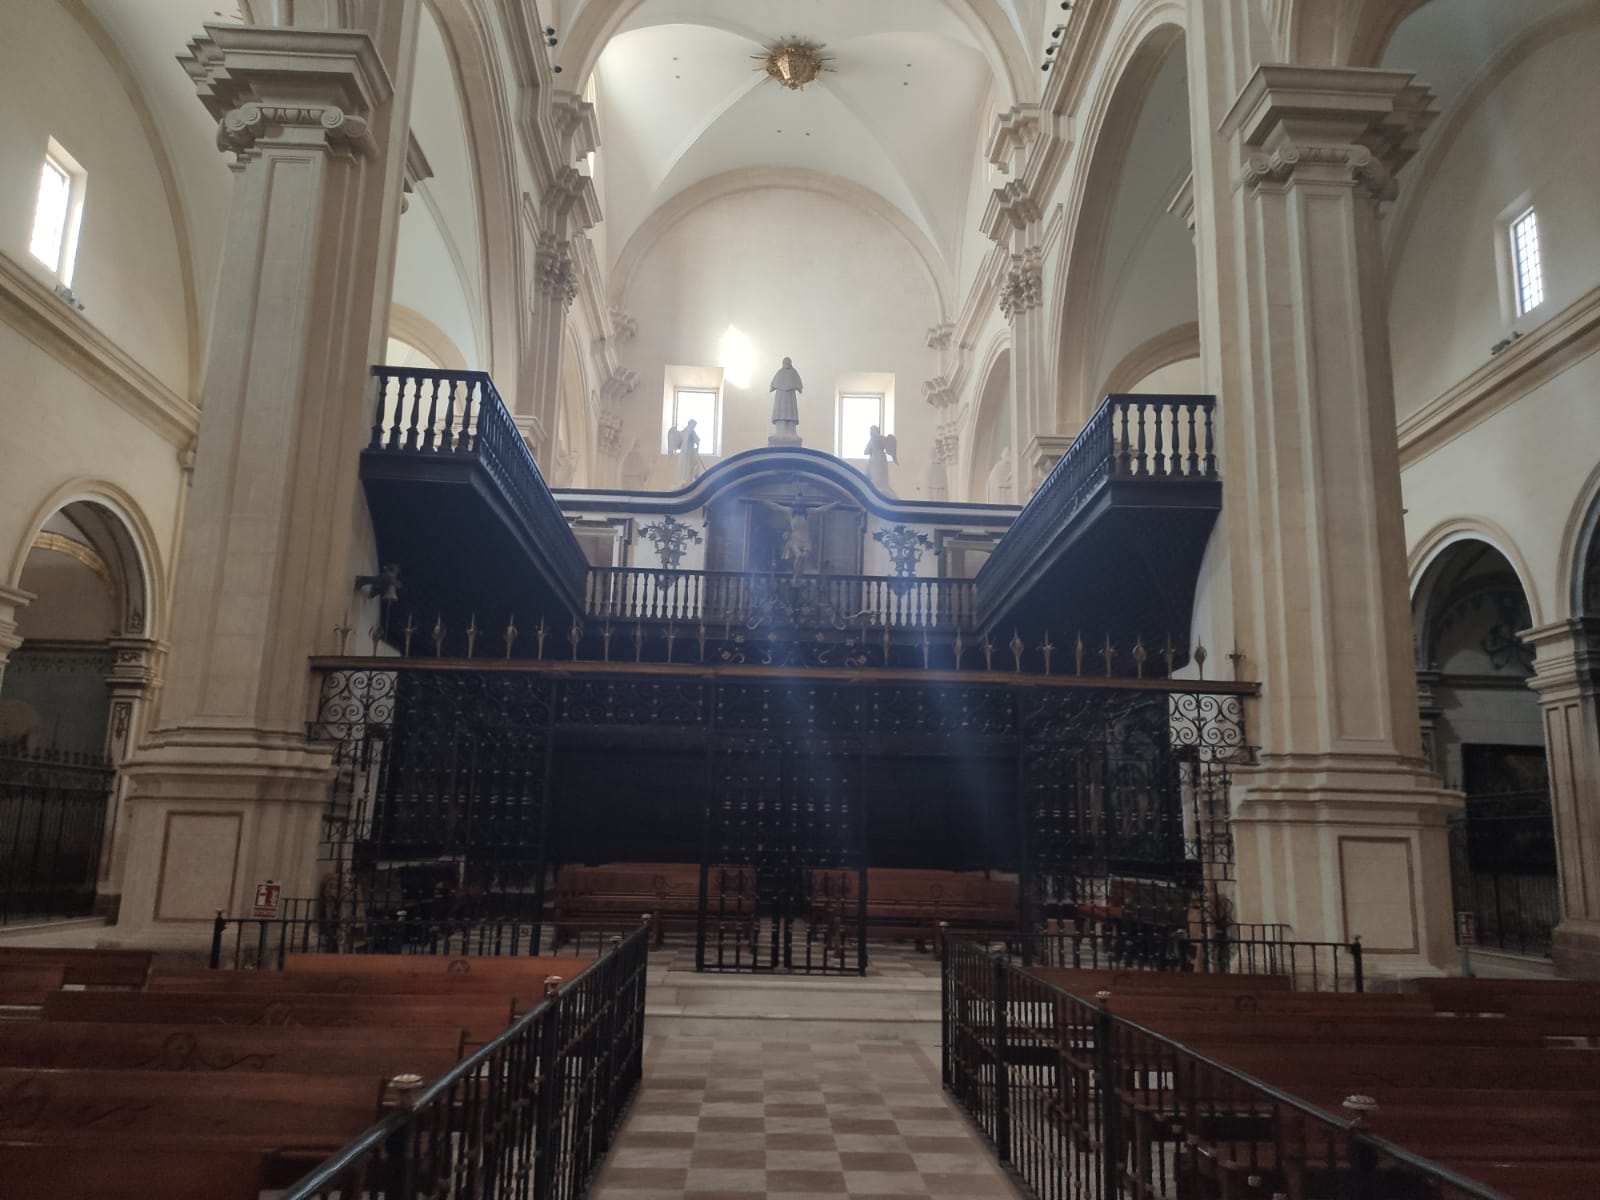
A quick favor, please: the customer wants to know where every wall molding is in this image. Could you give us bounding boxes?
[1397,282,1600,469]
[0,252,199,448]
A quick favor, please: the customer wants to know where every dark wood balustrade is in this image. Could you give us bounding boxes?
[361,365,590,619]
[586,567,977,631]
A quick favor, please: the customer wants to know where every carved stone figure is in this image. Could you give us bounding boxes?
[620,437,649,490]
[864,425,897,496]
[668,419,704,487]
[768,357,804,445]
[986,447,1015,504]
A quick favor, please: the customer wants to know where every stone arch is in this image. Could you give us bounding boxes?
[8,483,161,642]
[1050,12,1189,432]
[966,338,1013,504]
[1564,466,1600,622]
[1101,321,1201,396]
[388,304,470,371]
[1285,0,1433,68]
[1410,517,1545,647]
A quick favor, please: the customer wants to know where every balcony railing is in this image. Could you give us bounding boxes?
[585,567,977,631]
[364,365,589,609]
[976,393,1218,623]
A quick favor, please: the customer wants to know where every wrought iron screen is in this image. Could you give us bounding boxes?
[0,743,113,925]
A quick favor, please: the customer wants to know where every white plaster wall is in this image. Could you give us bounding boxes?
[0,2,195,398]
[0,323,182,621]
[1388,23,1600,418]
[1401,354,1600,627]
[1125,355,1202,395]
[615,186,942,493]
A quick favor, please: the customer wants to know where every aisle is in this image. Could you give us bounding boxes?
[588,1031,1022,1199]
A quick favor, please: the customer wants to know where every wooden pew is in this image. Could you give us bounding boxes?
[1176,1042,1600,1092]
[1,1143,269,1200]
[281,951,591,980]
[0,947,152,988]
[41,988,521,1037]
[811,868,1019,951]
[151,966,583,996]
[1029,965,1295,995]
[0,1067,384,1143]
[552,862,698,945]
[0,1020,464,1077]
[0,963,67,1006]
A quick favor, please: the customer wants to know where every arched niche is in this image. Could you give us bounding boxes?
[967,345,1013,504]
[1411,536,1557,955]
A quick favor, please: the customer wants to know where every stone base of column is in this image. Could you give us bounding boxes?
[1553,918,1600,979]
[105,735,334,951]
[1231,759,1463,980]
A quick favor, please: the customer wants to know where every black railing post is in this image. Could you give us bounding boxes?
[1096,993,1121,1200]
[993,954,1011,1164]
[209,910,225,969]
[1351,936,1364,994]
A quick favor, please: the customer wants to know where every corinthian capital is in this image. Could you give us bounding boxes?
[998,250,1043,322]
[180,24,392,162]
[1223,65,1436,200]
[534,234,578,307]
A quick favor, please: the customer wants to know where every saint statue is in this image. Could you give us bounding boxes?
[667,418,704,487]
[768,357,804,446]
[864,425,897,496]
[986,447,1015,504]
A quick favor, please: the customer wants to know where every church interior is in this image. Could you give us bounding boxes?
[2,1,1600,1197]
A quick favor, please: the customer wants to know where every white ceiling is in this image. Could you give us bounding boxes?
[593,0,998,276]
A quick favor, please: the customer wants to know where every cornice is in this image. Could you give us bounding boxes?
[0,252,199,447]
[1398,283,1600,469]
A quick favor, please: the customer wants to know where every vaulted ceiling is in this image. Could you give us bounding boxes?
[590,0,1004,281]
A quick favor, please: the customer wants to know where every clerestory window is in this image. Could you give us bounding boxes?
[1509,207,1544,317]
[29,140,86,284]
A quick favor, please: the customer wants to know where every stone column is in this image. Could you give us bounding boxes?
[95,637,164,921]
[1193,61,1459,974]
[997,247,1056,493]
[115,11,418,948]
[596,368,638,489]
[0,585,31,691]
[1525,619,1600,977]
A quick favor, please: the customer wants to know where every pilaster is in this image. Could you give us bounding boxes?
[0,585,33,691]
[1525,619,1600,977]
[114,13,417,948]
[1197,57,1456,974]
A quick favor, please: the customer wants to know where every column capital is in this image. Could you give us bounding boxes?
[1223,65,1436,200]
[1524,617,1600,694]
[534,233,578,307]
[180,24,393,161]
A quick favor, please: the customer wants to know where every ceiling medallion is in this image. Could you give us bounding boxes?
[755,38,833,91]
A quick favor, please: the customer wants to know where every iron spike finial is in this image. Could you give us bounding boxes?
[981,631,995,672]
[1132,636,1148,679]
[535,616,548,659]
[403,611,416,657]
[505,614,519,659]
[568,618,582,660]
[466,613,480,659]
[1193,642,1207,679]
[368,623,382,657]
[1101,633,1116,677]
[1163,634,1176,677]
[952,629,964,671]
[335,610,353,656]
[1039,629,1056,675]
[1075,632,1085,676]
[432,614,446,657]
[602,620,614,663]
[1009,629,1024,672]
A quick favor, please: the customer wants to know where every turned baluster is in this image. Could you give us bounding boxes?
[1202,401,1216,475]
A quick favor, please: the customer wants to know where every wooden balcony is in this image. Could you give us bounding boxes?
[359,366,590,627]
[975,393,1222,667]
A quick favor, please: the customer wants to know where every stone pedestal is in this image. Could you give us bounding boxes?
[1194,59,1457,974]
[112,14,416,949]
[768,428,803,448]
[1525,619,1600,977]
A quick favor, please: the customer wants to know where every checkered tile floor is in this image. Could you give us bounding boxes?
[588,1036,1022,1199]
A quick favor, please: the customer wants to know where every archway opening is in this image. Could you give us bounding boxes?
[1413,539,1556,957]
[0,500,148,924]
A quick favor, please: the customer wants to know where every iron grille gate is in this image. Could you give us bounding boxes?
[313,667,1249,973]
[699,683,867,974]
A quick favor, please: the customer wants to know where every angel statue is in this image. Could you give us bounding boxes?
[864,425,897,495]
[768,357,804,445]
[667,418,704,487]
[758,499,841,580]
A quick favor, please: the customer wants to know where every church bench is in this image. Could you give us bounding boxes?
[1,1142,269,1200]
[1173,1043,1600,1092]
[1027,965,1295,995]
[0,963,67,1005]
[281,950,592,980]
[151,965,580,995]
[1095,1010,1551,1046]
[0,947,152,988]
[810,868,1019,950]
[40,988,521,1036]
[0,1020,466,1077]
[0,1067,385,1143]
[1453,1160,1600,1200]
[552,861,702,945]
